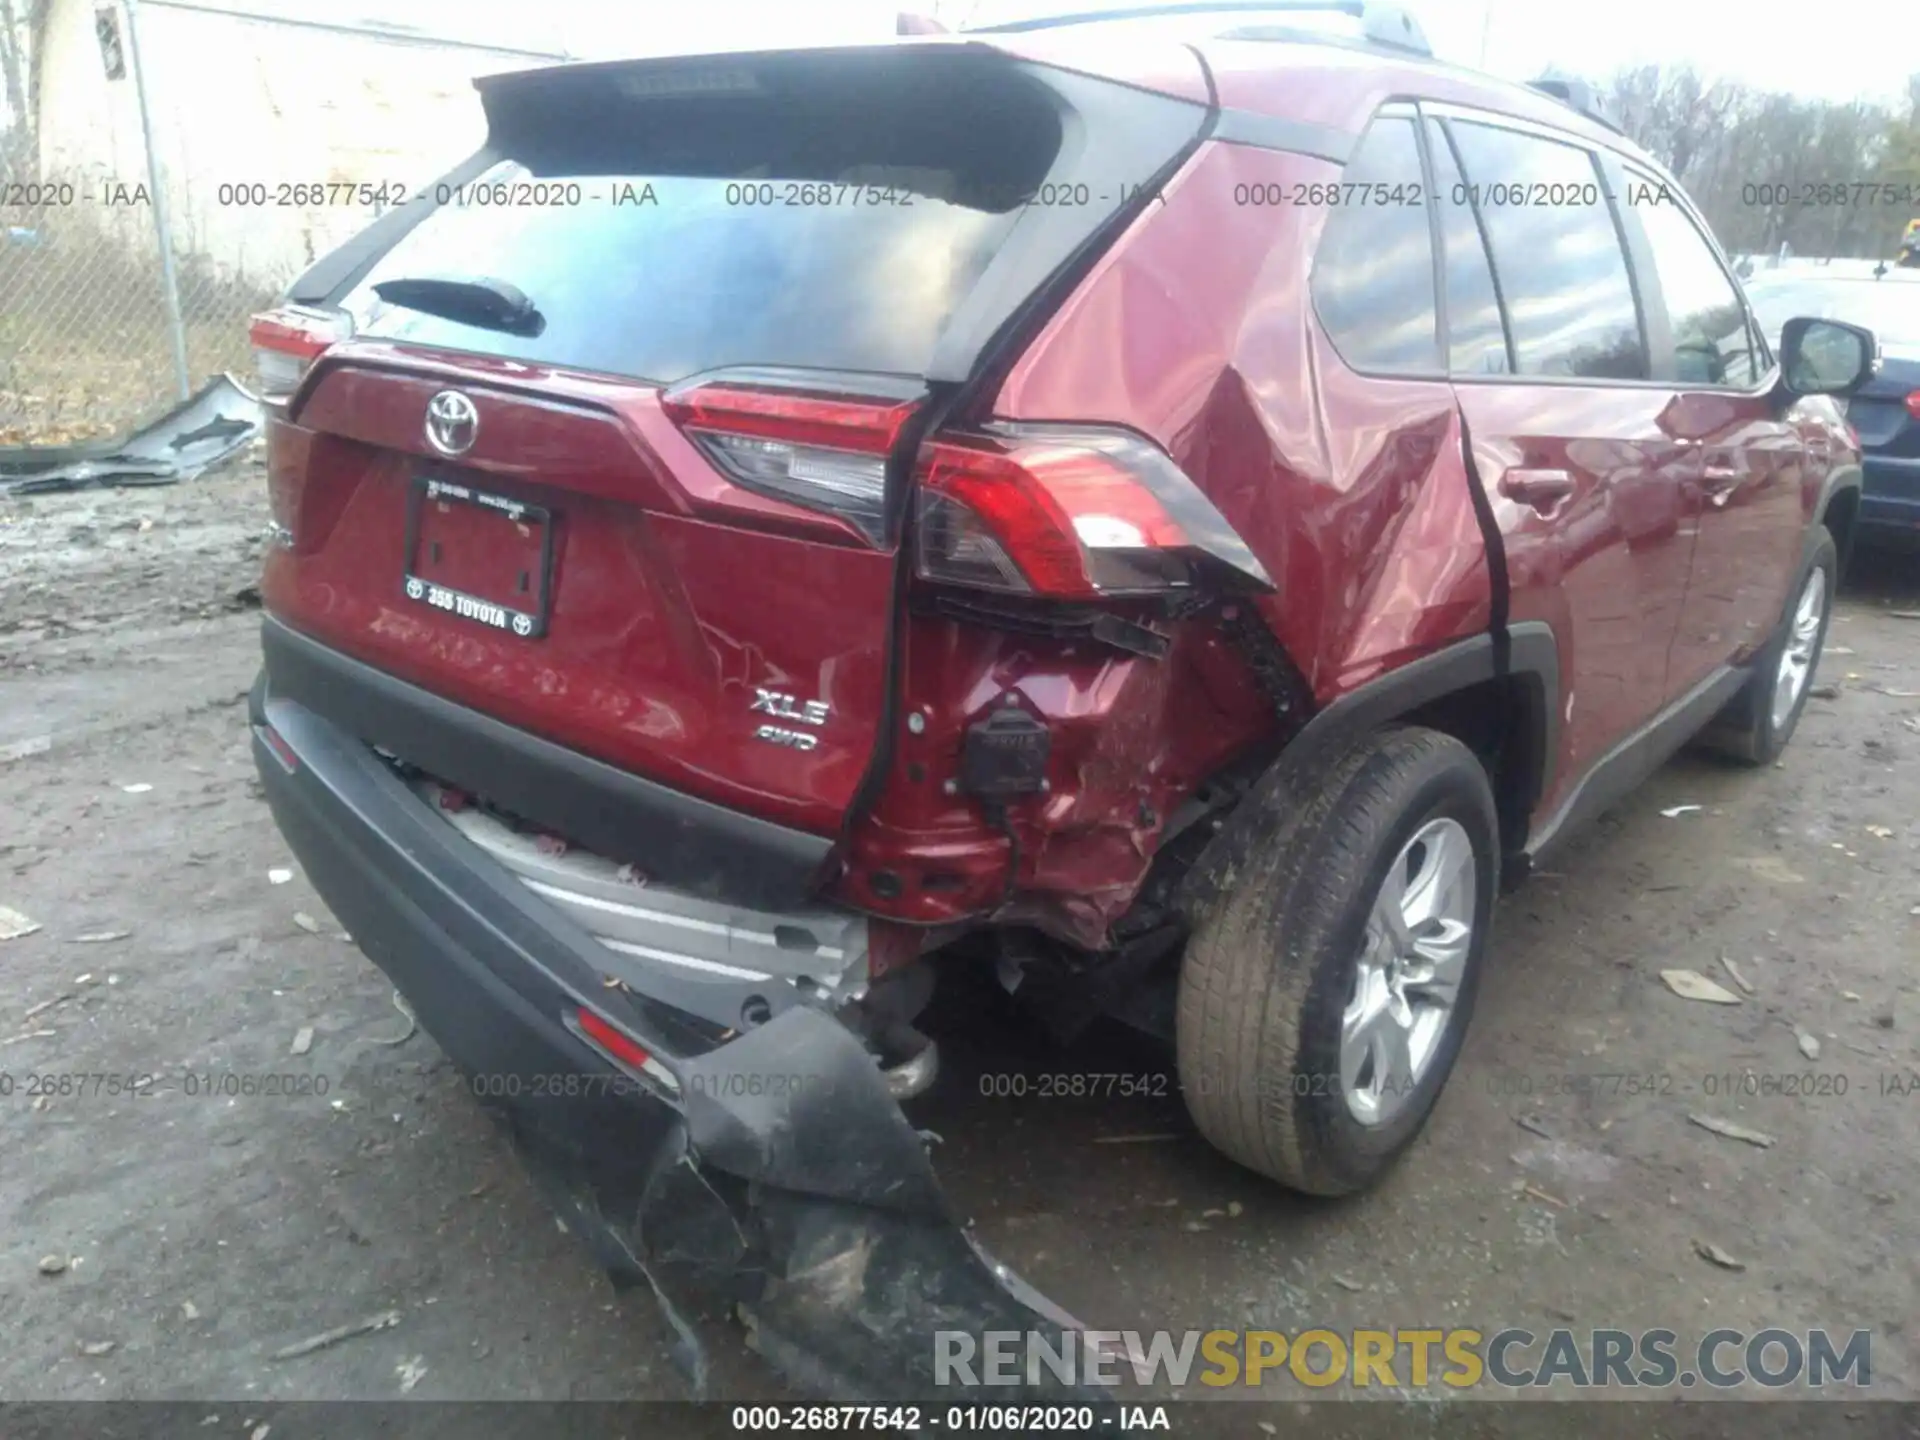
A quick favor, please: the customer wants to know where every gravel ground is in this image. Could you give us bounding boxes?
[1,458,1917,1432]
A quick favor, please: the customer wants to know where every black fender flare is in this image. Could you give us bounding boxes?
[1810,460,1863,573]
[1286,622,1558,793]
[1180,622,1560,917]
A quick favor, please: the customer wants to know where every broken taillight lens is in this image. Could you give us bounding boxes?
[247,305,351,410]
[913,424,1273,600]
[661,381,922,544]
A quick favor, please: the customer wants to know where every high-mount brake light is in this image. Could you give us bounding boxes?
[912,424,1273,600]
[661,382,922,544]
[247,305,352,409]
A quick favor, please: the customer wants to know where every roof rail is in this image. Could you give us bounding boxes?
[1528,76,1624,135]
[964,1,1433,57]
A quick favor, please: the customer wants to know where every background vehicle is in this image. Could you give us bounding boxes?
[244,0,1874,1396]
[1746,268,1920,543]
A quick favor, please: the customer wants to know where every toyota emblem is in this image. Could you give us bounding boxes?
[424,390,478,456]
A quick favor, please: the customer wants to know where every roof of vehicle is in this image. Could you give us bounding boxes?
[953,11,1655,163]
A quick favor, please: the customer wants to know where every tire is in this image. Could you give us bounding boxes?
[1176,727,1498,1196]
[1696,528,1837,766]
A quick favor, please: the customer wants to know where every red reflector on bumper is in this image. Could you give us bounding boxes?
[575,1007,652,1070]
[260,723,299,774]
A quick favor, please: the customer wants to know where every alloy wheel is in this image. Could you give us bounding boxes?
[1770,566,1827,733]
[1340,816,1476,1127]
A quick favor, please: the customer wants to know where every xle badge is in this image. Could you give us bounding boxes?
[750,688,830,751]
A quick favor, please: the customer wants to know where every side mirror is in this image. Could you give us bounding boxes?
[1778,316,1877,397]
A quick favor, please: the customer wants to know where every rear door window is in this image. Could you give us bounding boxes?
[1309,115,1442,375]
[1445,121,1648,380]
[1424,119,1512,376]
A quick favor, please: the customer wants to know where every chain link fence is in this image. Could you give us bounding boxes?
[0,193,283,446]
[0,0,296,450]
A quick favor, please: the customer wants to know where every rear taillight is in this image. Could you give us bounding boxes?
[913,425,1272,600]
[1906,391,1920,421]
[661,381,922,544]
[247,305,350,409]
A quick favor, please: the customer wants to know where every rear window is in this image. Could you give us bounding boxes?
[342,54,1067,384]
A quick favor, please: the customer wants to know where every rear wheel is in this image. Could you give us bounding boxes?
[1698,528,1836,765]
[1176,727,1497,1196]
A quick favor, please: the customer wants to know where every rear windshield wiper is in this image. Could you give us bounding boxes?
[371,275,545,337]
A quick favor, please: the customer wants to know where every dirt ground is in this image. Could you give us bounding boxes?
[1,455,1916,1429]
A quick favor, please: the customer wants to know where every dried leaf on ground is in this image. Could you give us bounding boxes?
[1661,969,1742,1004]
[0,906,42,941]
[1688,1112,1777,1148]
[1693,1239,1747,1271]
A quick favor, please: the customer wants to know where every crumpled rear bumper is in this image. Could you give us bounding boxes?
[249,667,1100,1402]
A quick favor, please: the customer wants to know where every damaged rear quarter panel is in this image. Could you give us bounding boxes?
[991,141,1494,697]
[843,143,1493,943]
[837,613,1270,947]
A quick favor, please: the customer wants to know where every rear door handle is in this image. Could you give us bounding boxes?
[1499,468,1575,512]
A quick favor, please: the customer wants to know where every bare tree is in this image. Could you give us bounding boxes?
[0,0,49,184]
[1595,62,1920,260]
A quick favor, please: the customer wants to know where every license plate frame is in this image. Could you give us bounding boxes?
[401,476,554,640]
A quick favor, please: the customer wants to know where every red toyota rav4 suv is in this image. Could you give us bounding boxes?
[246,1,1874,1396]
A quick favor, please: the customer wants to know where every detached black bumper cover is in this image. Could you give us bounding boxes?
[249,667,1098,1402]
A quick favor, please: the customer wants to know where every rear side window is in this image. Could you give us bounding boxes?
[1628,182,1761,387]
[1424,120,1511,376]
[1310,115,1441,374]
[1445,121,1648,380]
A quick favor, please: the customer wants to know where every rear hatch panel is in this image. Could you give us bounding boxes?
[265,42,1209,863]
[270,355,899,839]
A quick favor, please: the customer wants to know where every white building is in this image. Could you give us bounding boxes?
[28,0,906,288]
